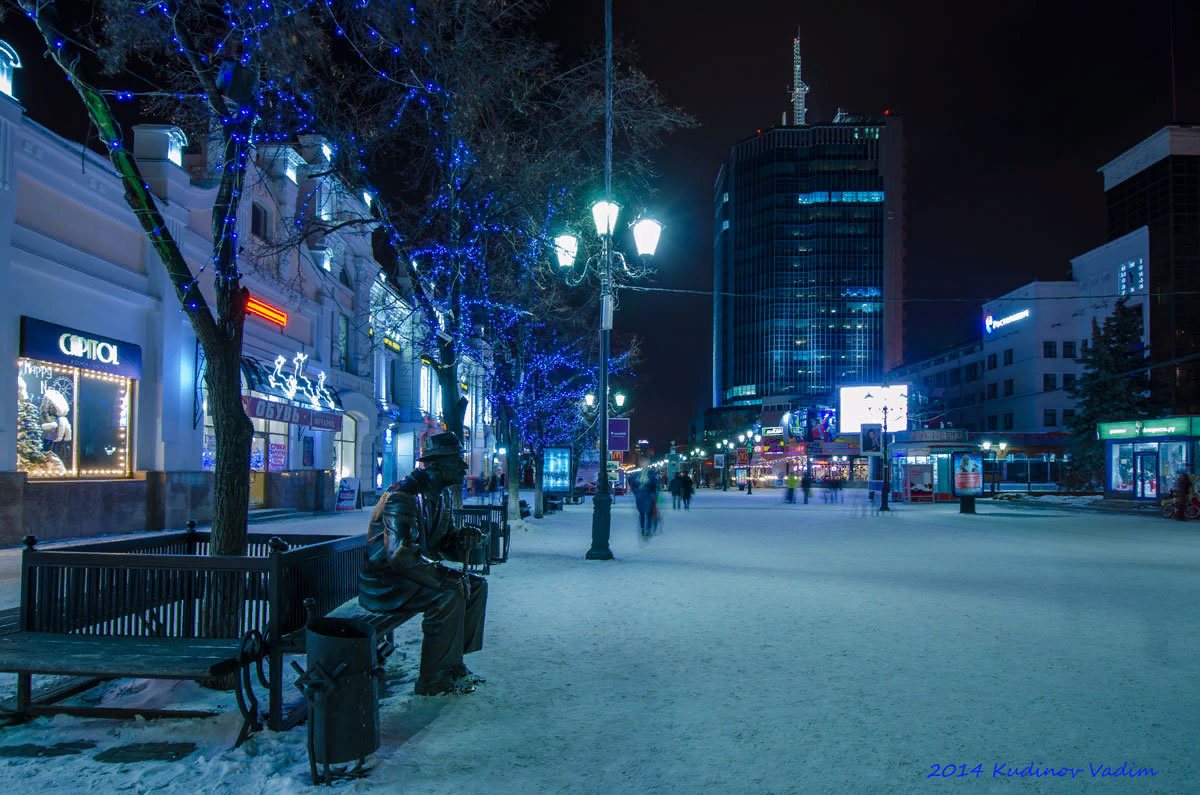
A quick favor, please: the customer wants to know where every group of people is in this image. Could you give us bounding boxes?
[470,471,504,503]
[629,469,697,536]
[780,474,845,504]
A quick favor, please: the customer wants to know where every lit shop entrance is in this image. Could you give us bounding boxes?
[16,317,140,480]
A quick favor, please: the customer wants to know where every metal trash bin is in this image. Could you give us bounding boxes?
[292,616,381,785]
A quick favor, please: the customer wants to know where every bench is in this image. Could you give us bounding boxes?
[3,529,366,737]
[0,632,261,724]
[3,510,498,739]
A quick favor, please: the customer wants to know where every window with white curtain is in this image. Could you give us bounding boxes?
[420,363,431,413]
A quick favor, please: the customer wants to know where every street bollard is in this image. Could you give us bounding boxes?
[292,614,382,786]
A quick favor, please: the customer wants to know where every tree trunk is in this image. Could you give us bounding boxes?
[532,449,544,519]
[205,346,254,556]
[498,421,522,525]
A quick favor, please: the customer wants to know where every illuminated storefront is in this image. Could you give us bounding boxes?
[887,428,972,503]
[200,352,346,507]
[17,317,140,479]
[1099,417,1196,500]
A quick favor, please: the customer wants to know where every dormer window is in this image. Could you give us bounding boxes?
[362,191,373,209]
[0,41,21,99]
[322,249,333,272]
[285,161,298,183]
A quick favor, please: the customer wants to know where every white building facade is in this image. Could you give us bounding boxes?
[891,226,1151,436]
[0,40,495,543]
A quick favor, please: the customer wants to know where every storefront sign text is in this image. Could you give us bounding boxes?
[984,309,1030,333]
[242,395,343,431]
[20,316,142,379]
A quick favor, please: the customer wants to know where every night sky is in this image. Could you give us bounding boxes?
[8,2,1199,453]
[540,0,1200,451]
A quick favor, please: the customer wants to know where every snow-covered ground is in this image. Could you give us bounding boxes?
[1,491,1197,794]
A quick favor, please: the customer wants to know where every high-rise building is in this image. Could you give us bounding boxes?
[1100,125,1200,413]
[712,116,906,409]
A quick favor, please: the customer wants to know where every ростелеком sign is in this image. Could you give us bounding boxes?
[984,309,1030,334]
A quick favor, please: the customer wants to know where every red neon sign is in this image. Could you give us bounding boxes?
[246,296,288,326]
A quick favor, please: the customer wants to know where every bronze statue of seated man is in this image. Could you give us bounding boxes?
[360,432,488,695]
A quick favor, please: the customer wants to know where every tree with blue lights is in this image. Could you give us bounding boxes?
[7,0,368,555]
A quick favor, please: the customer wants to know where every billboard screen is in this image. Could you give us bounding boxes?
[839,385,909,433]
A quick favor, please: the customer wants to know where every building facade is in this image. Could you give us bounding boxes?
[892,227,1150,436]
[712,117,906,412]
[1100,125,1200,414]
[0,42,494,544]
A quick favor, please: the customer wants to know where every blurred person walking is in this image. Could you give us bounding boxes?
[635,470,661,535]
[681,473,694,509]
[669,472,684,510]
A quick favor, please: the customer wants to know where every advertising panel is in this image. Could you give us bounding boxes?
[952,452,983,496]
[805,407,837,441]
[575,449,600,492]
[607,418,630,452]
[335,477,360,511]
[542,447,572,493]
[268,441,287,470]
[839,385,909,433]
[906,463,933,498]
[713,453,725,469]
[859,423,882,456]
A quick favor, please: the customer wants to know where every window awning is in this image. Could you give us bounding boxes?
[241,356,344,412]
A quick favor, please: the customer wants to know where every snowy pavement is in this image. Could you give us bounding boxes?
[0,491,1197,793]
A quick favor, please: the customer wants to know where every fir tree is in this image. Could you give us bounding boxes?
[16,396,49,472]
[1064,300,1161,486]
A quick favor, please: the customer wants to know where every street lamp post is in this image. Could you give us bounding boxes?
[865,391,892,512]
[879,404,891,511]
[554,0,661,558]
[557,215,658,562]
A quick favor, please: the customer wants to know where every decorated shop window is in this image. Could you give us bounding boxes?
[1110,444,1133,492]
[17,359,131,478]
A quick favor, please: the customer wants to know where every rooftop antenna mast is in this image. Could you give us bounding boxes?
[791,27,809,125]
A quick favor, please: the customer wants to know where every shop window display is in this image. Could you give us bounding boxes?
[332,414,357,480]
[1159,442,1188,486]
[202,389,288,472]
[17,359,131,478]
[1110,444,1133,492]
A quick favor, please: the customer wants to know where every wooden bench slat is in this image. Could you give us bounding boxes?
[0,633,246,679]
[0,607,19,638]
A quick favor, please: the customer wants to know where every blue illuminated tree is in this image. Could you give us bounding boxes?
[9,0,382,555]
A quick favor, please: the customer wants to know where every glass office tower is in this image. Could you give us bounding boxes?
[713,117,906,408]
[1101,125,1200,414]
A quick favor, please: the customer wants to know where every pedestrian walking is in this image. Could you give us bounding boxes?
[1175,469,1191,521]
[801,474,811,504]
[669,472,684,510]
[487,472,498,504]
[785,473,797,504]
[746,477,753,495]
[681,473,694,509]
[635,470,661,536]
